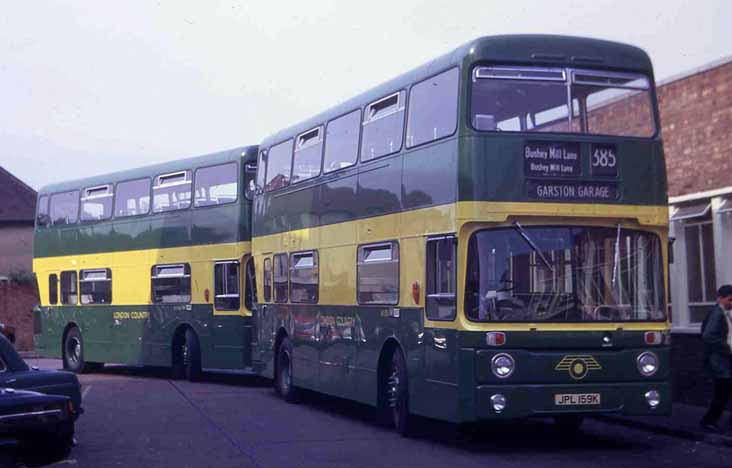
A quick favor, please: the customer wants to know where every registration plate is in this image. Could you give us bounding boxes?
[554,393,601,406]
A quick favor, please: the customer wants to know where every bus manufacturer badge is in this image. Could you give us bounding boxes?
[555,355,602,380]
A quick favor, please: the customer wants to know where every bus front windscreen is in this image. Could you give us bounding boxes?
[471,66,656,137]
[465,226,666,323]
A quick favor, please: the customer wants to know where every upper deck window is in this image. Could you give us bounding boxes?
[153,170,192,213]
[292,127,323,184]
[265,140,294,192]
[115,178,151,218]
[361,91,406,162]
[323,110,360,173]
[81,184,113,222]
[50,190,80,225]
[471,66,656,138]
[194,162,238,207]
[407,68,459,148]
[36,195,49,227]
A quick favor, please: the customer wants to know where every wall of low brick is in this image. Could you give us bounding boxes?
[0,282,39,351]
[0,224,34,276]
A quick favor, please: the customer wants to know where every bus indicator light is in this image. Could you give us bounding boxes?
[412,282,420,305]
[644,331,662,345]
[486,332,506,346]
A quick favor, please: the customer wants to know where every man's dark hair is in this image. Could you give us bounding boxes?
[718,284,732,298]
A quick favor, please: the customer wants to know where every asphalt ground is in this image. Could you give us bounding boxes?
[1,359,730,468]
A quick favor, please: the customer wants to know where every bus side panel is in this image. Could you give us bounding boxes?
[411,326,461,423]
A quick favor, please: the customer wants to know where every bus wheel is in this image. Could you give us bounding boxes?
[386,349,413,437]
[63,327,86,373]
[554,415,584,436]
[275,337,298,403]
[183,329,202,382]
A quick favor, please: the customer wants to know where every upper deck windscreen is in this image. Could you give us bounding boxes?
[471,66,655,138]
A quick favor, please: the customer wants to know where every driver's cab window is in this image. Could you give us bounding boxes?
[426,236,457,321]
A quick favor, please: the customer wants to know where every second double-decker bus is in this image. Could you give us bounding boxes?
[33,146,260,380]
[251,34,670,434]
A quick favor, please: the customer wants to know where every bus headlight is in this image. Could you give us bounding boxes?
[637,352,659,377]
[491,353,515,379]
[645,390,661,408]
[490,394,507,412]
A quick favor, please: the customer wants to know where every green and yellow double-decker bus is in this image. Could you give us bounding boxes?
[33,146,261,379]
[252,35,670,434]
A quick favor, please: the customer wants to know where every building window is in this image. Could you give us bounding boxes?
[323,110,360,173]
[406,68,459,148]
[685,221,717,323]
[274,254,289,303]
[115,178,151,217]
[48,274,58,305]
[290,251,318,303]
[357,241,399,305]
[80,185,113,222]
[60,271,78,305]
[151,264,191,304]
[50,190,80,225]
[153,171,192,213]
[80,268,112,304]
[266,140,294,192]
[426,236,457,320]
[263,257,272,303]
[361,91,406,162]
[194,162,238,207]
[214,261,240,310]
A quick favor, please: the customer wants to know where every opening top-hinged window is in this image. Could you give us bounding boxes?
[83,185,113,200]
[80,268,112,305]
[153,264,189,278]
[81,184,113,222]
[296,127,322,150]
[365,93,402,123]
[670,202,711,222]
[80,269,111,282]
[155,171,191,188]
[360,243,397,263]
[292,127,323,184]
[153,170,192,212]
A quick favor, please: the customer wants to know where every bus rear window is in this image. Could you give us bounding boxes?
[471,66,655,137]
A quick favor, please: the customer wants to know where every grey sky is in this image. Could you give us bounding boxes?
[1,0,729,190]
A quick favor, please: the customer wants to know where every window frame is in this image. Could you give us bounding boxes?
[425,235,457,321]
[113,176,152,219]
[265,139,295,193]
[79,268,113,305]
[289,250,319,304]
[406,67,460,149]
[50,190,80,226]
[291,126,324,184]
[80,184,114,223]
[684,219,717,321]
[213,260,241,311]
[193,161,239,209]
[323,109,362,174]
[361,90,407,163]
[152,170,193,213]
[357,240,400,306]
[151,263,192,304]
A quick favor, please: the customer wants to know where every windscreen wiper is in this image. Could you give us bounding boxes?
[512,221,554,273]
[612,224,621,285]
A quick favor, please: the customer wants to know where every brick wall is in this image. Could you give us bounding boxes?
[658,62,732,197]
[0,224,34,275]
[0,282,39,351]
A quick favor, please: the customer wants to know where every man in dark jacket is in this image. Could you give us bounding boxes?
[700,284,732,431]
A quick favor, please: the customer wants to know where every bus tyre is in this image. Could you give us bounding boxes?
[63,327,87,374]
[275,337,299,403]
[183,329,202,382]
[555,414,584,436]
[387,349,413,437]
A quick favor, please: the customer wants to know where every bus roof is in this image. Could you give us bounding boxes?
[260,34,653,148]
[39,145,258,195]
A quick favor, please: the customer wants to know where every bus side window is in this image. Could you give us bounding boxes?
[79,268,112,304]
[273,254,289,303]
[357,241,399,305]
[37,195,50,227]
[290,251,318,304]
[245,257,257,310]
[214,261,240,311]
[49,274,58,305]
[151,264,191,304]
[426,236,457,321]
[60,271,78,305]
[263,257,272,303]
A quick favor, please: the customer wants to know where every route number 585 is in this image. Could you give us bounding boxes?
[592,148,617,168]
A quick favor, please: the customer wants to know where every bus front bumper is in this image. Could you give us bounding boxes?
[473,381,671,420]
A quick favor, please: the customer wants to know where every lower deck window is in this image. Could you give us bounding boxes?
[49,274,58,305]
[357,242,399,305]
[274,254,288,303]
[426,236,457,320]
[80,268,112,304]
[214,261,240,310]
[60,271,78,305]
[152,264,191,304]
[290,251,318,303]
[263,257,272,302]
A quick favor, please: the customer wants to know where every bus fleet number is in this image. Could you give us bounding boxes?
[592,148,616,168]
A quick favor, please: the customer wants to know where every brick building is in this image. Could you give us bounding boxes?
[0,167,40,350]
[658,57,732,406]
